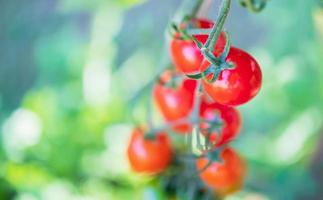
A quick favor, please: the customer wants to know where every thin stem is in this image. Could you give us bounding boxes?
[204,0,231,52]
[196,0,213,18]
[190,0,205,19]
[173,0,205,24]
[188,80,204,152]
[187,130,193,152]
[189,79,202,122]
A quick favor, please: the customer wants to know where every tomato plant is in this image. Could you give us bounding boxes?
[196,148,246,196]
[201,47,262,106]
[170,18,226,75]
[200,97,241,147]
[128,0,267,198]
[127,128,173,174]
[153,70,197,133]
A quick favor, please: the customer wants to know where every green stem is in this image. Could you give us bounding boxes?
[173,0,205,24]
[190,0,205,19]
[189,79,202,122]
[204,0,231,52]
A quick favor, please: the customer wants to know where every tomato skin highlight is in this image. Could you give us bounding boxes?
[127,128,172,174]
[170,18,226,74]
[153,71,197,133]
[200,98,241,147]
[201,47,262,106]
[196,148,246,196]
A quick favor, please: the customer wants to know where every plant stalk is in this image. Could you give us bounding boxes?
[204,0,231,52]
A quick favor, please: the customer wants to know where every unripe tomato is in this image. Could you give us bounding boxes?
[153,71,197,133]
[196,148,246,196]
[200,98,241,147]
[127,128,172,174]
[170,18,226,74]
[201,47,262,106]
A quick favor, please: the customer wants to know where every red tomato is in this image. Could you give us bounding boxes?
[153,71,197,133]
[196,147,246,196]
[127,128,172,174]
[170,18,226,74]
[201,47,262,106]
[200,98,241,147]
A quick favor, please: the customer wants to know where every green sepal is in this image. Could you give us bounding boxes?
[144,133,157,140]
[186,73,202,79]
[201,64,221,83]
[207,147,225,164]
[220,61,235,69]
[201,48,221,65]
[239,0,268,13]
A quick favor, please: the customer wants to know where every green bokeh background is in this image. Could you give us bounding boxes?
[0,0,323,199]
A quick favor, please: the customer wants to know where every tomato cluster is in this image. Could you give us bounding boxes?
[127,18,262,198]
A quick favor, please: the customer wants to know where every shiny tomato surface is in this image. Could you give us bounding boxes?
[127,128,172,174]
[153,71,197,133]
[201,47,262,106]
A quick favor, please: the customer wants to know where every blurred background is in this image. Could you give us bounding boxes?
[0,0,323,199]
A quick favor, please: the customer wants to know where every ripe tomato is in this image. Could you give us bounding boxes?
[201,47,262,106]
[170,18,226,74]
[127,128,172,174]
[200,98,241,147]
[196,148,246,196]
[153,70,197,133]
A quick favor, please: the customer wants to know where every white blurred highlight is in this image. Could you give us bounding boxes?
[83,60,110,106]
[42,181,95,200]
[2,109,42,159]
[273,108,322,163]
[102,124,132,173]
[81,124,132,177]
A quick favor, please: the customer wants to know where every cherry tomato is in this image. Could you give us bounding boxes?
[196,147,246,196]
[170,18,226,74]
[153,70,197,133]
[201,47,262,106]
[127,128,172,174]
[200,98,241,147]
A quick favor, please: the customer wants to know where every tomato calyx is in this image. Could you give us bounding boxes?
[197,146,226,173]
[200,108,224,147]
[187,61,234,82]
[170,22,234,83]
[206,147,226,163]
[239,0,267,13]
[144,132,158,140]
[200,116,223,137]
[187,32,234,83]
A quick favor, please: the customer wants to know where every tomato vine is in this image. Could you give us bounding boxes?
[127,0,267,199]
